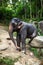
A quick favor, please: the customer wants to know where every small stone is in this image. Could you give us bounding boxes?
[30,52,34,56]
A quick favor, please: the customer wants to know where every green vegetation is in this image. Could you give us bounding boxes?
[0,56,21,65]
[0,57,14,65]
[29,48,39,57]
[13,32,17,37]
[29,47,43,59]
[0,0,43,25]
[0,0,43,35]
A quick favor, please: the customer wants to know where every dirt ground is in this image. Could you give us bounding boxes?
[0,26,41,65]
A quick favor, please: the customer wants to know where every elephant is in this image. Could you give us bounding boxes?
[9,18,37,54]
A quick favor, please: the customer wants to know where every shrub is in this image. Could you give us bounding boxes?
[0,7,15,25]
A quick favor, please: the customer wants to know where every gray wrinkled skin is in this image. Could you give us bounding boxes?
[9,18,37,54]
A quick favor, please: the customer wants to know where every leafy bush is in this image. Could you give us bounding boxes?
[0,56,20,65]
[29,48,40,58]
[0,7,15,25]
[29,47,43,59]
[0,57,14,65]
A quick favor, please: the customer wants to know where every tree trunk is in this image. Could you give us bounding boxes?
[40,0,42,17]
[30,0,32,19]
[24,0,26,19]
[36,0,38,18]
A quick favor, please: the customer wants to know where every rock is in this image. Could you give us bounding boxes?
[29,52,34,57]
[14,61,22,65]
[31,36,43,48]
[0,43,9,51]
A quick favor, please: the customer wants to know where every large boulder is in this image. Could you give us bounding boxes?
[30,36,43,48]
